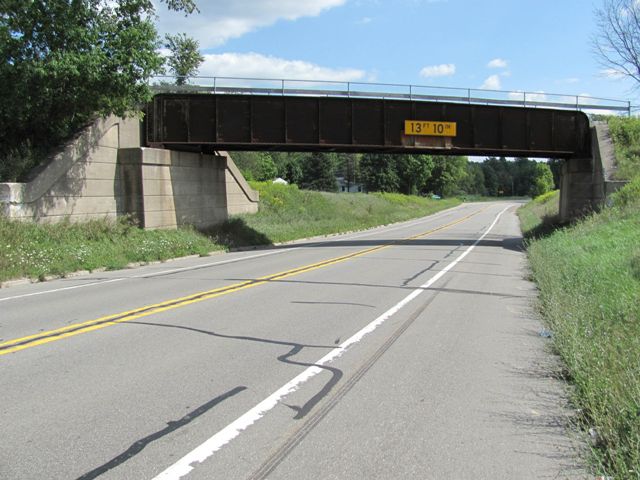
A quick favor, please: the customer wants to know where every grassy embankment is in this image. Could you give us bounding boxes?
[517,189,560,236]
[0,184,460,283]
[208,182,461,247]
[609,116,640,180]
[0,217,220,283]
[519,116,640,479]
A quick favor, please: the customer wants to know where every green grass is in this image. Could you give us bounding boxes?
[1,186,462,282]
[206,182,462,247]
[0,216,220,282]
[608,117,640,180]
[522,179,640,479]
[517,189,561,238]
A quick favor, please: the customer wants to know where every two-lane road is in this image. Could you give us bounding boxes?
[0,202,584,479]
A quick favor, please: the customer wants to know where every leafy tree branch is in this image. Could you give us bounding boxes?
[0,0,198,182]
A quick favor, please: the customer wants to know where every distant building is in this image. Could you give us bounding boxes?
[336,176,363,193]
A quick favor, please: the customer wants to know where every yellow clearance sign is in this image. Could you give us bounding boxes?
[405,120,457,137]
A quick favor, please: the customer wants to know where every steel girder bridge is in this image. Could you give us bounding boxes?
[144,77,630,159]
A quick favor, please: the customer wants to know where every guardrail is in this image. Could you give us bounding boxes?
[151,76,632,115]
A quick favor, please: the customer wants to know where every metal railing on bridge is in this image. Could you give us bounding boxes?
[151,76,632,116]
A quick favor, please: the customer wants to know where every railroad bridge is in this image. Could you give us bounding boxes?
[144,80,628,221]
[146,92,591,158]
[0,79,628,228]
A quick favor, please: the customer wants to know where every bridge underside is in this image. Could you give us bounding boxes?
[146,94,591,159]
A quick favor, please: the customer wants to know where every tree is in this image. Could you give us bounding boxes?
[231,151,281,181]
[335,153,361,192]
[395,155,433,195]
[481,159,500,196]
[425,156,469,197]
[254,153,278,181]
[360,154,399,192]
[164,0,199,14]
[530,162,555,197]
[481,157,514,196]
[512,157,536,196]
[164,33,204,85]
[547,158,564,189]
[593,0,640,85]
[301,152,338,192]
[0,0,197,182]
[231,151,259,179]
[462,162,486,195]
[275,153,304,185]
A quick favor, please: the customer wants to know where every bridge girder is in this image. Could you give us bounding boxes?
[146,93,591,159]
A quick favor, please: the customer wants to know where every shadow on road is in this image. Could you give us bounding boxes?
[76,386,246,480]
[230,235,525,254]
[125,321,342,422]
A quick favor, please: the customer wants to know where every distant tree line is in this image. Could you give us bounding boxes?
[233,152,557,198]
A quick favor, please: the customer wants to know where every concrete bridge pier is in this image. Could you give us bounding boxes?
[559,156,596,221]
[559,123,627,222]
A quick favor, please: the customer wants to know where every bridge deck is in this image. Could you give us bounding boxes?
[145,93,592,158]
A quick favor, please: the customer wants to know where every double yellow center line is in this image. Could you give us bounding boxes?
[0,209,483,357]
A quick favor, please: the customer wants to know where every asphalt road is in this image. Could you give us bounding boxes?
[0,202,585,479]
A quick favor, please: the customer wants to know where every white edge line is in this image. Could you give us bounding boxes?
[132,248,297,279]
[0,278,127,303]
[0,249,295,303]
[151,206,510,480]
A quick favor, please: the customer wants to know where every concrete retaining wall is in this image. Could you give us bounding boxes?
[559,123,628,222]
[0,116,139,222]
[0,116,258,229]
[591,123,628,207]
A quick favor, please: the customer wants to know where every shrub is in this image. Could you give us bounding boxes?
[608,117,640,180]
[611,176,640,208]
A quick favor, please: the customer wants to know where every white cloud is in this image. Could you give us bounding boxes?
[575,94,624,114]
[526,91,548,102]
[508,91,548,103]
[480,74,501,90]
[487,58,508,69]
[357,16,373,24]
[583,108,624,116]
[419,63,456,78]
[199,52,366,82]
[600,68,626,79]
[156,0,347,48]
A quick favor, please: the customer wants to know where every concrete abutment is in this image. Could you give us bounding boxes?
[0,116,258,229]
[559,123,627,222]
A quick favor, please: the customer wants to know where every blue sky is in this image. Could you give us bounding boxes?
[156,0,637,107]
